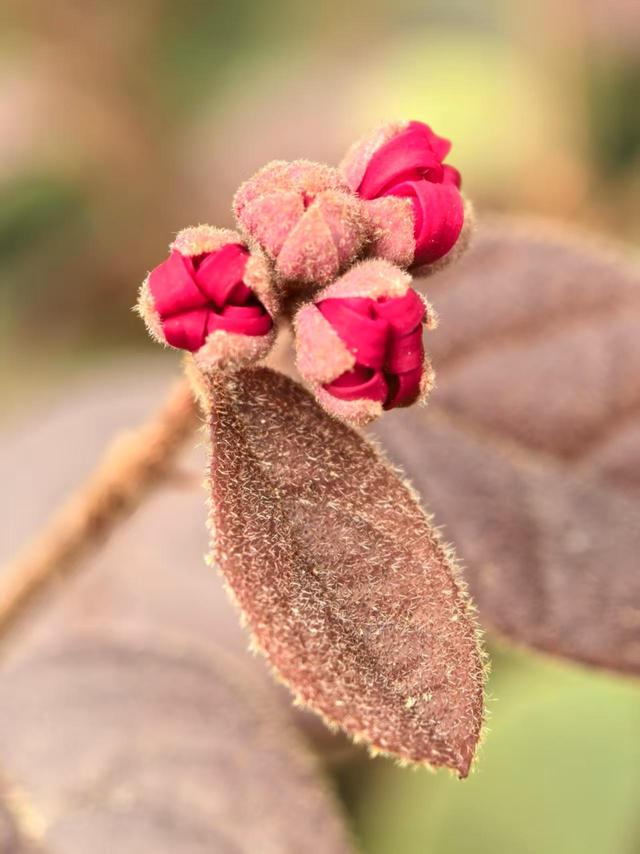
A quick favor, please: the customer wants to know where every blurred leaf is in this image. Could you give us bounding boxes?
[356,649,640,854]
[0,173,85,266]
[586,56,640,176]
[153,0,287,113]
[205,367,485,776]
[373,218,640,674]
[0,638,353,854]
[0,365,353,854]
[152,0,386,116]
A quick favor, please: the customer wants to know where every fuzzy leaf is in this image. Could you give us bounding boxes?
[374,219,640,675]
[205,367,485,776]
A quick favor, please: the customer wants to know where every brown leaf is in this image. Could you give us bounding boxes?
[0,637,351,854]
[373,218,640,674]
[205,367,485,777]
[0,367,353,854]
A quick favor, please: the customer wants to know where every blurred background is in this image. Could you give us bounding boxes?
[1,1,639,852]
[2,0,640,398]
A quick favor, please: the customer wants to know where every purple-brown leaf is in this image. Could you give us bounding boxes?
[205,366,486,776]
[0,369,353,854]
[373,219,640,675]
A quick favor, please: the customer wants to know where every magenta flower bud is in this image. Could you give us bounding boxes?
[294,259,435,426]
[233,160,369,286]
[340,120,472,271]
[137,225,277,372]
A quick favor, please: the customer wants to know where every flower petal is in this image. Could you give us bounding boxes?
[358,125,444,199]
[318,299,389,369]
[384,365,424,409]
[148,251,208,318]
[385,326,425,374]
[195,244,249,306]
[407,120,452,161]
[324,366,389,402]
[442,164,462,188]
[162,307,209,351]
[207,304,272,337]
[392,180,465,266]
[374,289,425,334]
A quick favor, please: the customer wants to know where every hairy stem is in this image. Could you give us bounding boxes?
[0,379,199,644]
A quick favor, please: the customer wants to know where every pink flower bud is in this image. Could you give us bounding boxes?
[294,259,435,425]
[137,225,277,372]
[340,120,472,271]
[233,160,369,286]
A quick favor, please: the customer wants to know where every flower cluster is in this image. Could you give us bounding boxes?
[137,120,473,425]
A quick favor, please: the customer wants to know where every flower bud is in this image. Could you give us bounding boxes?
[137,225,277,372]
[294,259,435,426]
[340,120,472,271]
[233,160,369,286]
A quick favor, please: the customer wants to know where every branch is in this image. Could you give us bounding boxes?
[0,379,199,644]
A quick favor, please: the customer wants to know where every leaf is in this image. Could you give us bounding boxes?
[373,218,640,674]
[205,366,485,776]
[0,638,353,854]
[0,366,353,854]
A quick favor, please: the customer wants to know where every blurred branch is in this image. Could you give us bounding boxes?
[0,379,198,645]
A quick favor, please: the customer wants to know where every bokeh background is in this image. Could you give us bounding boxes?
[1,1,639,852]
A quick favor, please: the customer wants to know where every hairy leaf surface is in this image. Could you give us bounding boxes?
[206,367,485,776]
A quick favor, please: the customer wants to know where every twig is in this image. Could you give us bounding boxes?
[0,378,199,644]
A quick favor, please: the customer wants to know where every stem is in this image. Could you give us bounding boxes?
[0,379,199,644]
